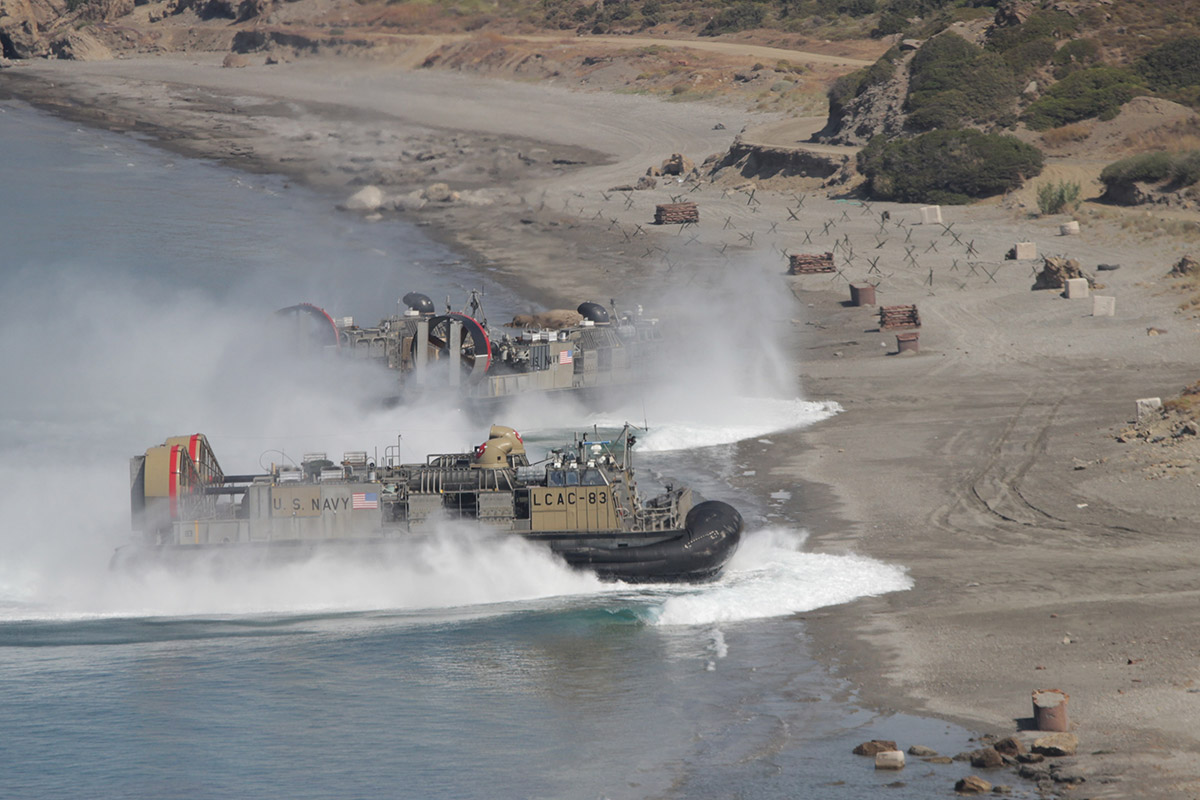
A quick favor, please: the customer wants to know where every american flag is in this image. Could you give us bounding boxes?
[559,349,573,365]
[352,492,378,510]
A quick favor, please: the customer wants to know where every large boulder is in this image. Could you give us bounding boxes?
[853,740,898,756]
[1032,732,1079,757]
[48,27,112,59]
[0,0,47,58]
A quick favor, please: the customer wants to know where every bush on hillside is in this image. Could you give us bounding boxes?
[827,47,900,119]
[1021,66,1142,130]
[1100,151,1200,189]
[1138,36,1200,92]
[1036,180,1081,215]
[905,33,1020,130]
[1052,38,1102,77]
[1003,37,1057,77]
[699,1,767,36]
[857,129,1044,204]
[986,9,1080,54]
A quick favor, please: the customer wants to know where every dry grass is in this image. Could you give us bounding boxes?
[1121,118,1200,153]
[1163,381,1200,417]
[1041,122,1093,148]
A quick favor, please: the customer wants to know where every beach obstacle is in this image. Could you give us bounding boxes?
[1032,689,1070,732]
[1007,242,1038,260]
[787,252,836,275]
[1136,397,1163,422]
[850,283,876,306]
[895,331,919,354]
[1059,220,1081,235]
[920,205,942,224]
[879,304,920,330]
[1064,277,1090,299]
[654,202,699,225]
[875,751,906,770]
[1092,296,1116,316]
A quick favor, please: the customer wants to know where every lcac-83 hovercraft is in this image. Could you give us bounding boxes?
[125,424,743,582]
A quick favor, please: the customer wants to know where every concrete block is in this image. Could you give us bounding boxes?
[1059,220,1080,235]
[1092,295,1115,316]
[920,205,942,224]
[1064,277,1089,299]
[875,751,906,770]
[1014,241,1037,260]
[1136,397,1162,422]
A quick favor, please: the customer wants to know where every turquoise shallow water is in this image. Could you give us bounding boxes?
[0,101,1034,799]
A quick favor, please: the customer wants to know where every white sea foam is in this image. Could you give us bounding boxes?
[0,524,612,621]
[644,528,912,627]
[591,396,842,452]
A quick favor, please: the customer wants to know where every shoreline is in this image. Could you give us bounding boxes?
[6,55,1200,796]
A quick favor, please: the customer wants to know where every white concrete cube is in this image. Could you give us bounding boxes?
[1064,277,1090,299]
[1059,220,1080,235]
[1092,295,1115,316]
[920,205,942,224]
[1136,397,1163,422]
[1014,241,1037,260]
[875,750,906,770]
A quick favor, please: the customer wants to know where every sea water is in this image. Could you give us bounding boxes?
[0,102,1032,798]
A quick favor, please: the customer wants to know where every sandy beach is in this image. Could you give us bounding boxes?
[5,51,1200,796]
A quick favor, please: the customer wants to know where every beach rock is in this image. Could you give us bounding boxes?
[924,755,953,764]
[1019,763,1050,782]
[423,182,458,203]
[0,0,48,58]
[341,185,386,212]
[634,175,657,190]
[875,750,905,770]
[907,745,938,756]
[993,736,1025,757]
[48,28,112,60]
[955,775,992,793]
[1033,256,1094,290]
[221,53,250,68]
[970,747,1005,769]
[391,190,427,211]
[1017,752,1045,764]
[660,153,694,176]
[1170,254,1199,277]
[1032,732,1078,757]
[1049,760,1087,784]
[853,739,898,756]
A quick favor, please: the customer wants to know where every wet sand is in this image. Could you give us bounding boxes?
[5,53,1200,796]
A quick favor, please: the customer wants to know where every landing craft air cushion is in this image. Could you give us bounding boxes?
[277,292,665,405]
[124,425,743,582]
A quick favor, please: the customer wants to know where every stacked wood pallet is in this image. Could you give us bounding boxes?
[787,252,835,274]
[879,304,920,329]
[654,202,699,224]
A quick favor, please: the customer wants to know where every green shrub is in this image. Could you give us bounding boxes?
[1021,66,1142,130]
[1052,38,1101,77]
[986,9,1080,53]
[1036,180,1081,214]
[1138,36,1200,93]
[699,1,767,36]
[827,47,900,119]
[1099,152,1173,186]
[871,0,955,37]
[1172,151,1200,186]
[1004,37,1056,77]
[857,129,1044,204]
[1100,151,1200,189]
[905,34,1019,130]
